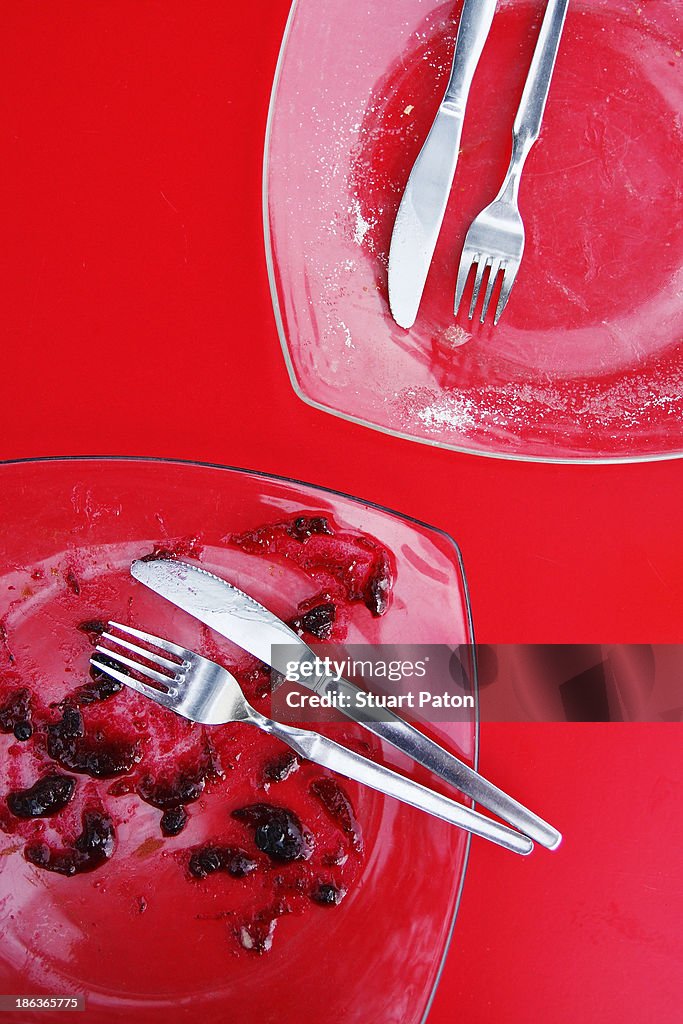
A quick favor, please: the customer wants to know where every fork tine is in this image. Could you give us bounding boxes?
[107,620,188,660]
[494,261,519,324]
[468,256,487,319]
[94,643,178,690]
[100,629,179,673]
[90,654,179,710]
[454,250,475,315]
[480,259,502,323]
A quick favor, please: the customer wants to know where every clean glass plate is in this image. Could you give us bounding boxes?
[265,0,683,462]
[0,457,476,1024]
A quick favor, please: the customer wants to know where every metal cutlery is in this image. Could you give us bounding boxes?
[131,558,562,851]
[454,0,570,323]
[92,622,533,855]
[388,0,498,329]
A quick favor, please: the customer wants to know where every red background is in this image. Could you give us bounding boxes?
[1,3,681,1021]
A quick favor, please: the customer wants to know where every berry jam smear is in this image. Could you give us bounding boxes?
[229,513,394,620]
[0,510,394,955]
[310,778,364,854]
[7,773,76,818]
[47,705,141,778]
[24,809,115,876]
[139,535,204,563]
[0,685,33,742]
[263,751,300,785]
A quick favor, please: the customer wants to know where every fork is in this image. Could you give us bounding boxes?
[454,0,570,324]
[91,622,533,856]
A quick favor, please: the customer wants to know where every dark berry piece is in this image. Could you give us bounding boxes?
[77,620,106,644]
[160,806,188,837]
[189,846,223,878]
[263,751,299,784]
[310,881,346,906]
[0,687,32,739]
[288,516,334,541]
[137,770,206,810]
[75,810,115,860]
[76,674,124,705]
[13,721,32,741]
[66,656,126,706]
[310,778,363,852]
[24,841,52,870]
[232,803,313,863]
[7,774,76,818]
[88,652,129,683]
[364,551,392,616]
[224,849,258,878]
[53,705,84,739]
[291,602,336,640]
[188,845,257,879]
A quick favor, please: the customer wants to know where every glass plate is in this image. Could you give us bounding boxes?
[265,0,683,462]
[0,457,476,1024]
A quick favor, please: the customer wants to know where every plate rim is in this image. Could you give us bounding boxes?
[0,452,478,1024]
[262,0,683,467]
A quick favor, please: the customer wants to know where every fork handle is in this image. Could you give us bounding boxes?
[496,0,569,204]
[245,708,532,855]
[512,0,569,149]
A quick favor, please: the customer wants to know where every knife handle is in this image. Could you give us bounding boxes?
[319,675,561,850]
[247,707,532,855]
[443,0,498,113]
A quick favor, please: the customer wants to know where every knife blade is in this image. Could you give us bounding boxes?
[131,558,561,850]
[388,0,498,328]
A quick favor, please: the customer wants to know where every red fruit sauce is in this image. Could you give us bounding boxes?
[0,513,394,955]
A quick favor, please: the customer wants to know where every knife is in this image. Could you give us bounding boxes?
[131,558,561,850]
[388,0,498,329]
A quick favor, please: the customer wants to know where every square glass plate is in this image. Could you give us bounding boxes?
[265,0,683,462]
[0,457,476,1024]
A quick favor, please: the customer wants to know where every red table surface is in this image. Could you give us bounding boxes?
[1,3,681,1022]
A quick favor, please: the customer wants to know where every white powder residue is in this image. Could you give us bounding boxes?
[340,321,354,348]
[351,196,373,245]
[415,393,477,431]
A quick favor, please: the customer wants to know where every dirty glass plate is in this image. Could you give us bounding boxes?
[265,0,683,462]
[0,457,475,1024]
